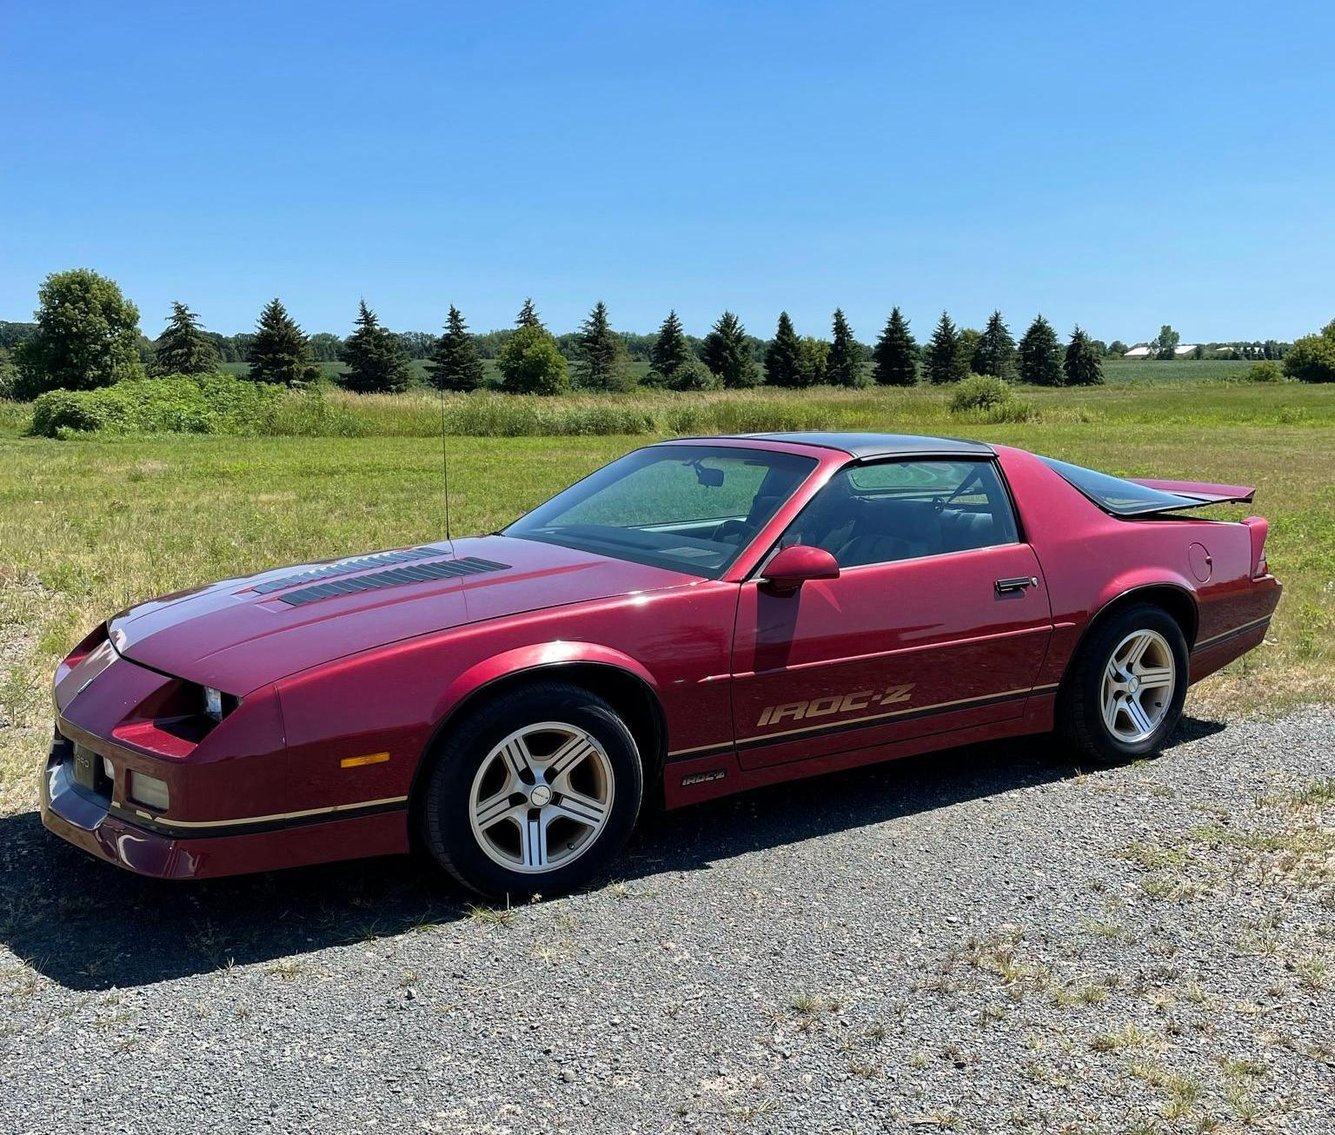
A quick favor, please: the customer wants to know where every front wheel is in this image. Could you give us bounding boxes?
[1057,604,1189,765]
[419,682,643,898]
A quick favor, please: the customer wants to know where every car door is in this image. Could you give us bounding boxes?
[730,457,1053,770]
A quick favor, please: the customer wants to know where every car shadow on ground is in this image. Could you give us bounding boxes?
[0,717,1225,991]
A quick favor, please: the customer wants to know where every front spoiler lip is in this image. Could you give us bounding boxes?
[40,753,205,879]
[40,733,413,879]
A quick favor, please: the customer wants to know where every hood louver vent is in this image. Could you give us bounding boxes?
[276,556,509,607]
[253,545,447,595]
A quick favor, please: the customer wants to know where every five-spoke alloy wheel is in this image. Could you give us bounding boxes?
[1100,629,1176,744]
[1058,603,1188,764]
[468,722,615,874]
[420,682,643,898]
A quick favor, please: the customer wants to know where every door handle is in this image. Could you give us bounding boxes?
[994,576,1038,595]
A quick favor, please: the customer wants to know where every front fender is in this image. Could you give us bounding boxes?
[430,641,661,726]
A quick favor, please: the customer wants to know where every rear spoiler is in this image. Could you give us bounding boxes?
[1128,478,1256,506]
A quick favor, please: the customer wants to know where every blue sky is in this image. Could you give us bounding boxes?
[2,1,1332,343]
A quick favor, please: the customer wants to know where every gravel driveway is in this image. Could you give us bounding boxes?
[1,709,1332,1134]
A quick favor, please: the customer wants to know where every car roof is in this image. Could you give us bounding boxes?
[729,432,995,459]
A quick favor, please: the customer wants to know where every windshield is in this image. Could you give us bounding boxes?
[505,445,818,577]
[1040,456,1203,516]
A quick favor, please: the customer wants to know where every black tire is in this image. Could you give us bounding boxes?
[418,681,643,898]
[1056,603,1189,765]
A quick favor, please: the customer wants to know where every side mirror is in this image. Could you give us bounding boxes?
[759,544,840,594]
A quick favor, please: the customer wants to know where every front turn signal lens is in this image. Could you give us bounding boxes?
[128,771,170,812]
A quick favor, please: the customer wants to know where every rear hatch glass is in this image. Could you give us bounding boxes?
[1039,457,1248,517]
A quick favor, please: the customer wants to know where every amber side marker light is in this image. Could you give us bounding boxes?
[340,752,391,769]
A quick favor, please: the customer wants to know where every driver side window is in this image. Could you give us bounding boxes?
[781,459,1019,568]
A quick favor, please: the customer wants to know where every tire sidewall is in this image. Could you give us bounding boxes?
[1068,605,1189,763]
[421,684,643,898]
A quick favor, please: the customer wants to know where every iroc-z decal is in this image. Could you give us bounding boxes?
[756,683,916,728]
[680,768,727,787]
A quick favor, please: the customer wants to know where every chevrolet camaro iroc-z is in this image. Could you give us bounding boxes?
[43,433,1280,896]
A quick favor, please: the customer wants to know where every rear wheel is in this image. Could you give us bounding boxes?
[419,682,643,898]
[1057,604,1188,764]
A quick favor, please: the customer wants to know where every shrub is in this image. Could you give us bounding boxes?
[950,373,1013,414]
[664,357,721,392]
[30,372,283,438]
[948,374,1038,423]
[1244,360,1285,384]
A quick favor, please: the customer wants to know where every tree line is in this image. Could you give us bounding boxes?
[2,268,1329,401]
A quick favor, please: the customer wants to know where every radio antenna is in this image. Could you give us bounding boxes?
[438,379,455,556]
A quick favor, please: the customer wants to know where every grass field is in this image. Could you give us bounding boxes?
[1,378,1332,815]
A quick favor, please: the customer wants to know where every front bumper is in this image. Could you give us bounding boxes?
[40,732,410,880]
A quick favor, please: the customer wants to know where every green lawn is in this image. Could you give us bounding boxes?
[1,379,1331,814]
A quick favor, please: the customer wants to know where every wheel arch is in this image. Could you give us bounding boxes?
[1063,581,1199,694]
[409,645,668,819]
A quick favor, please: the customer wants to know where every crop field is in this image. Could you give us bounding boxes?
[1,377,1331,818]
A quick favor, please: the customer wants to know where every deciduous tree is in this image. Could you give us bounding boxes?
[872,307,918,386]
[799,336,830,386]
[498,323,569,394]
[1017,314,1064,387]
[701,311,761,389]
[14,268,144,398]
[150,301,219,376]
[0,346,15,400]
[340,300,412,394]
[427,305,485,392]
[1154,324,1180,360]
[1284,318,1335,383]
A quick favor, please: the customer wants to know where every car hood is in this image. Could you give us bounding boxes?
[108,535,696,694]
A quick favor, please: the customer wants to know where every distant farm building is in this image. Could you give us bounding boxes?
[1122,344,1198,359]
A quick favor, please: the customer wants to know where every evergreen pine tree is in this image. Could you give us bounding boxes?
[339,300,411,394]
[826,309,864,387]
[150,301,219,376]
[1064,325,1105,386]
[764,312,805,387]
[872,307,918,386]
[574,302,633,391]
[426,305,485,392]
[923,312,965,384]
[247,298,321,387]
[1017,315,1064,387]
[516,298,544,330]
[649,310,692,379]
[701,311,762,389]
[973,310,1017,378]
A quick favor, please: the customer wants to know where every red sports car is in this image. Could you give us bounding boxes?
[43,433,1280,896]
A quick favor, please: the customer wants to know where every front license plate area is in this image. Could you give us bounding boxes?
[72,745,98,790]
